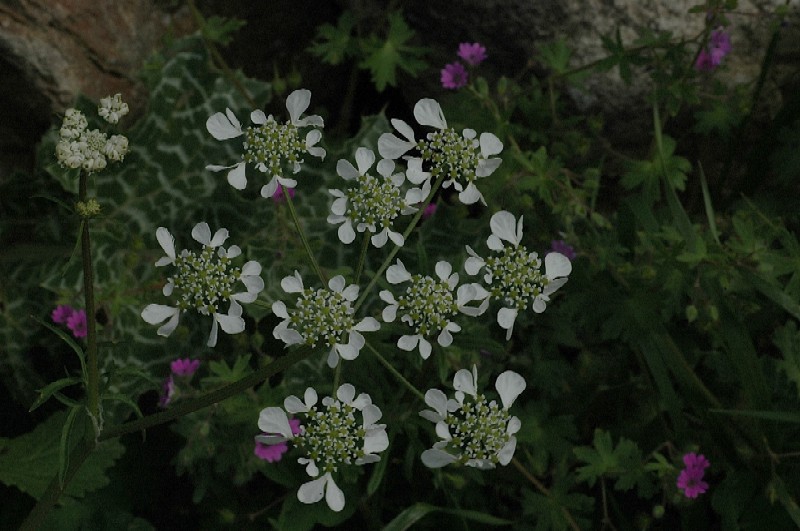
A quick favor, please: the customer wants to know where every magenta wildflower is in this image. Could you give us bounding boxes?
[254,418,302,463]
[457,42,487,66]
[158,376,175,408]
[549,240,576,261]
[695,28,731,71]
[422,202,437,219]
[52,304,75,324]
[66,309,87,338]
[676,452,710,499]
[171,358,200,377]
[272,186,296,204]
[441,62,468,90]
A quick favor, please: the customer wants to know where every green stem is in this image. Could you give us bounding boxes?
[332,360,342,394]
[353,172,446,313]
[354,231,370,285]
[282,185,327,285]
[364,341,425,402]
[78,172,100,430]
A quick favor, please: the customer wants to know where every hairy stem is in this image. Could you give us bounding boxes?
[79,172,100,429]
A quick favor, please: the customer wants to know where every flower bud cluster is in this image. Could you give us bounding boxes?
[243,117,305,178]
[483,245,547,311]
[55,94,129,173]
[169,246,242,315]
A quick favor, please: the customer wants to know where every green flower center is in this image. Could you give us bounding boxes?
[345,173,404,229]
[445,394,511,464]
[289,288,355,347]
[484,246,548,311]
[396,275,457,337]
[296,401,366,473]
[243,118,306,177]
[418,128,479,184]
[170,246,241,314]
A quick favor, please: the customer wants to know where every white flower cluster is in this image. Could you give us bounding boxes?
[380,259,487,358]
[466,211,572,339]
[378,98,503,205]
[420,365,525,469]
[55,95,130,173]
[141,222,264,347]
[327,147,427,247]
[257,384,388,512]
[272,273,380,368]
[206,89,326,199]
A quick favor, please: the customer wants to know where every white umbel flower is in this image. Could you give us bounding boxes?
[327,147,424,247]
[141,222,264,347]
[465,211,572,340]
[55,102,129,173]
[420,365,525,469]
[206,89,325,199]
[377,98,503,205]
[272,273,380,368]
[256,384,389,512]
[379,259,487,359]
[98,93,129,124]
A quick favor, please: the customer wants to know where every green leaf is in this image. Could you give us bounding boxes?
[574,429,646,492]
[308,11,356,65]
[0,411,125,500]
[59,406,82,487]
[201,16,246,47]
[33,316,87,382]
[358,12,428,91]
[709,408,800,424]
[538,39,572,74]
[382,503,511,531]
[774,321,800,395]
[29,376,83,412]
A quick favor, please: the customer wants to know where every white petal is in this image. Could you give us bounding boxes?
[226,245,242,259]
[281,271,304,293]
[480,132,503,157]
[453,367,477,397]
[355,317,380,332]
[490,211,520,246]
[336,383,356,404]
[250,109,267,124]
[386,259,411,284]
[305,129,322,148]
[377,132,414,159]
[155,227,176,261]
[226,163,247,190]
[497,307,518,340]
[336,158,359,181]
[338,220,356,244]
[191,222,212,246]
[435,420,452,441]
[324,474,345,512]
[497,437,517,465]
[421,449,458,468]
[260,177,279,199]
[215,313,245,334]
[476,157,502,178]
[424,388,449,418]
[206,109,243,140]
[141,304,178,325]
[284,395,308,413]
[299,457,319,477]
[327,347,340,368]
[328,275,346,293]
[336,341,360,361]
[257,407,293,437]
[495,371,526,410]
[464,255,485,276]
[458,182,483,205]
[437,328,453,347]
[376,158,396,179]
[297,475,327,505]
[364,426,389,454]
[209,227,229,247]
[361,403,382,427]
[387,230,404,247]
[463,128,476,140]
[242,261,262,277]
[286,89,311,125]
[162,281,174,296]
[354,147,375,175]
[391,118,416,142]
[304,387,318,409]
[272,300,289,319]
[414,99,447,129]
[342,284,360,301]
[419,337,432,359]
[507,416,522,435]
[370,229,389,248]
[207,317,219,347]
[405,158,430,185]
[382,303,398,322]
[487,235,504,251]
[545,252,573,279]
[397,335,418,351]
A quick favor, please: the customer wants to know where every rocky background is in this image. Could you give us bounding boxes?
[0,0,797,179]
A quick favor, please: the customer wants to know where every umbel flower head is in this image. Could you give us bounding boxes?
[141,222,264,347]
[206,89,325,199]
[380,259,487,359]
[420,365,525,469]
[465,211,572,339]
[327,147,425,248]
[378,98,503,205]
[256,384,389,512]
[272,273,380,368]
[55,95,129,173]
